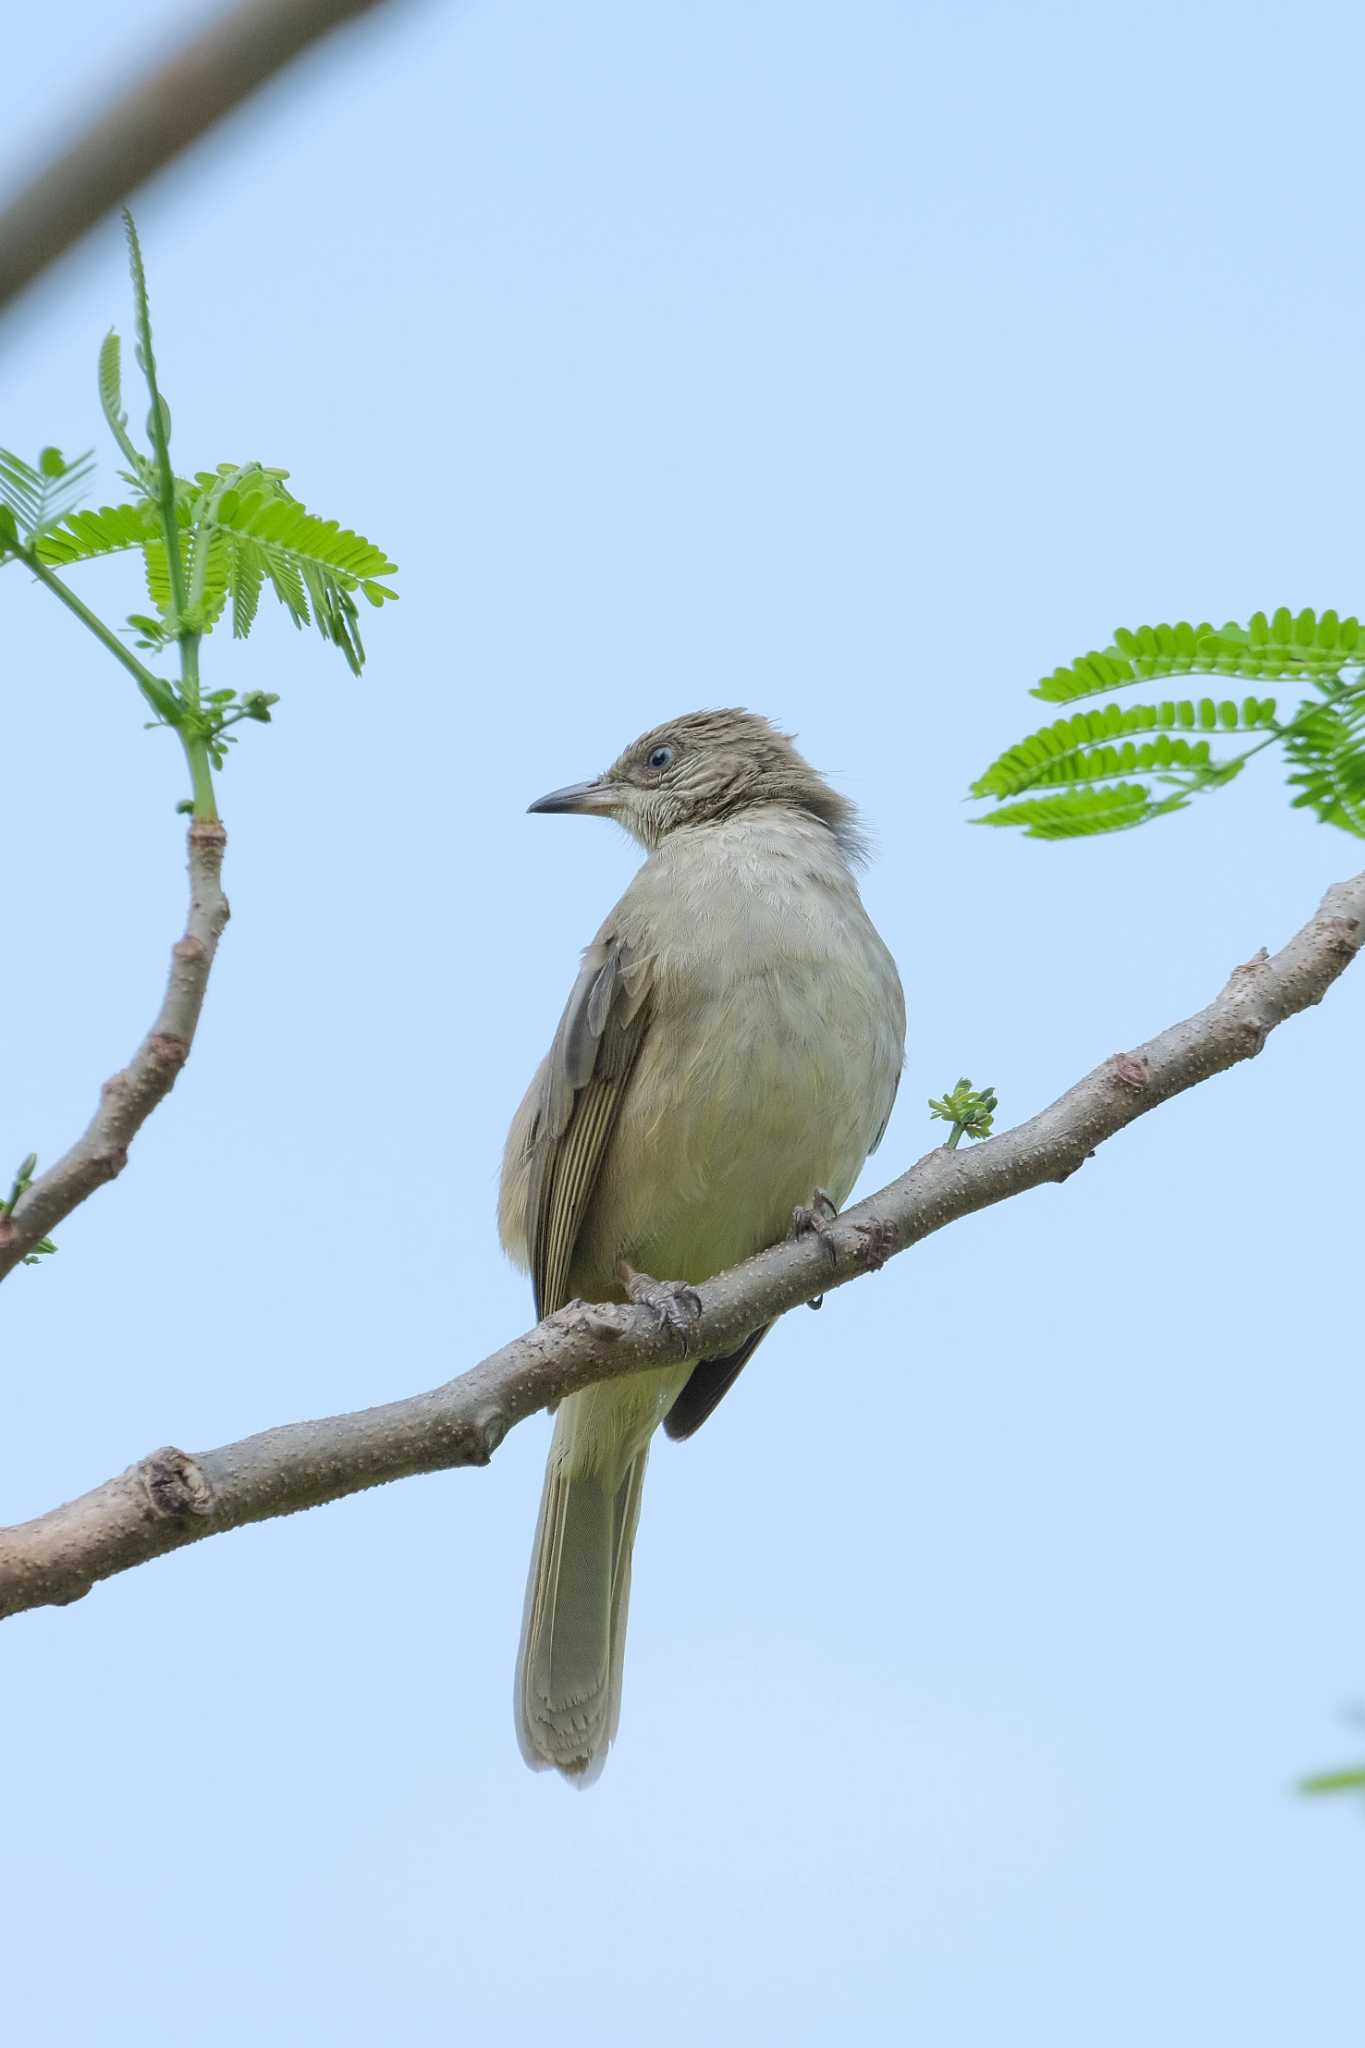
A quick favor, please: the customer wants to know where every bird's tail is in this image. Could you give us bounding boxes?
[515,1391,650,1784]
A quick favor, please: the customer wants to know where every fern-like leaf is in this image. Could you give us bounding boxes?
[1282,691,1365,837]
[98,331,123,436]
[971,783,1189,839]
[260,548,311,629]
[0,446,97,545]
[143,528,230,629]
[992,734,1213,793]
[1203,607,1365,680]
[298,561,367,674]
[206,484,396,672]
[1034,622,1217,703]
[35,499,159,567]
[96,330,147,480]
[231,541,265,639]
[212,490,396,584]
[1034,611,1365,704]
[973,697,1278,799]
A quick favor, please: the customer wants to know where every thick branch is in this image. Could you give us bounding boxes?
[0,0,400,313]
[1,868,1360,1621]
[0,818,229,1280]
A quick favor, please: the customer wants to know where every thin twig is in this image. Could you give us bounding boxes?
[0,818,229,1279]
[0,867,1359,1623]
[0,0,399,313]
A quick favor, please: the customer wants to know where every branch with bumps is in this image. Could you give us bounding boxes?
[0,867,1360,1623]
[0,819,229,1281]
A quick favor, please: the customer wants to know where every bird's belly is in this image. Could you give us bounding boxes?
[570,959,894,1300]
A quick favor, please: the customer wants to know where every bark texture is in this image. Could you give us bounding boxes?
[0,819,229,1280]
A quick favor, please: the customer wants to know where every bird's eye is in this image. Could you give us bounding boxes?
[647,745,674,771]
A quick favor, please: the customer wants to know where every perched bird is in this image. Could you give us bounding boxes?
[499,709,905,1782]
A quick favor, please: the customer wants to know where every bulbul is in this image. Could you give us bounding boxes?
[500,709,905,1781]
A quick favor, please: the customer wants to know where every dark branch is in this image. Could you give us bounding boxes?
[0,867,1360,1622]
[0,0,400,314]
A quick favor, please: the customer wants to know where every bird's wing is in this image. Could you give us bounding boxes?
[525,935,652,1318]
[662,1326,771,1441]
[869,1067,900,1155]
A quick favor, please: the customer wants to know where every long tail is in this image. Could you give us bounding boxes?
[515,1392,651,1784]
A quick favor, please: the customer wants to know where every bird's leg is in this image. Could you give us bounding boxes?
[790,1187,839,1308]
[619,1264,703,1356]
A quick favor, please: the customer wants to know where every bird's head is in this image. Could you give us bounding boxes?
[527,708,864,857]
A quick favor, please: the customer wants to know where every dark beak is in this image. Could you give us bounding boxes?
[527,777,613,817]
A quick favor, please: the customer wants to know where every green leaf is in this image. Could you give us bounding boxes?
[142,527,230,632]
[126,611,173,651]
[1033,612,1365,705]
[230,541,264,639]
[122,211,157,414]
[1299,1767,1365,1796]
[213,490,397,581]
[204,481,397,671]
[98,328,151,480]
[180,523,232,631]
[139,674,183,724]
[928,1079,998,1145]
[1034,622,1217,703]
[1282,690,1365,836]
[972,699,1279,800]
[35,499,158,567]
[260,546,310,627]
[971,783,1190,840]
[0,445,97,543]
[1197,608,1365,680]
[98,331,123,434]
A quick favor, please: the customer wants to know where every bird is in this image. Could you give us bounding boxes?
[499,709,906,1782]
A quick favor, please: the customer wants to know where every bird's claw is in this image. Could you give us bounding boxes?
[620,1265,703,1356]
[791,1188,840,1309]
[791,1187,840,1264]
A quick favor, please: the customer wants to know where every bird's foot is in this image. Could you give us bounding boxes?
[854,1216,898,1271]
[619,1265,703,1356]
[790,1187,840,1259]
[791,1187,840,1309]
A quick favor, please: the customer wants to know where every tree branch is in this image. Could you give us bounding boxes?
[1,867,1360,1622]
[0,818,229,1281]
[0,0,402,314]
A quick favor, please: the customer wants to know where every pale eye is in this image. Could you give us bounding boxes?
[647,745,674,771]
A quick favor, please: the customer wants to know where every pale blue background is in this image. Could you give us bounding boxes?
[2,3,1362,2040]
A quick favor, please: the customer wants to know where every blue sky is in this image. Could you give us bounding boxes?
[3,2,1363,2040]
